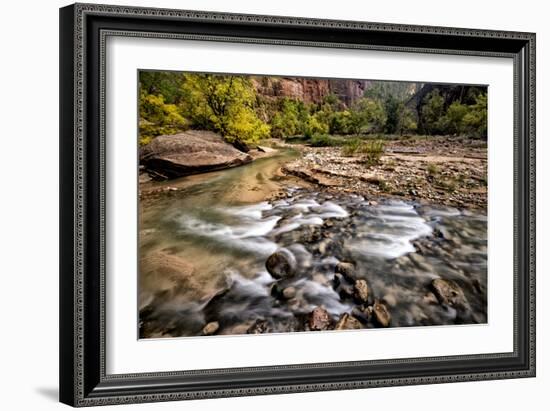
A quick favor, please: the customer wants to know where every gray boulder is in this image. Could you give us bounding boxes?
[140,130,252,179]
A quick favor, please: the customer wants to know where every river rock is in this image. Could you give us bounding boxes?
[140,130,253,179]
[317,239,332,255]
[232,138,250,153]
[202,321,220,336]
[422,292,439,305]
[431,278,467,308]
[336,262,357,281]
[373,301,391,327]
[382,293,397,308]
[334,313,363,330]
[354,279,369,303]
[266,249,297,279]
[308,307,332,331]
[247,319,272,334]
[301,225,322,243]
[282,287,297,300]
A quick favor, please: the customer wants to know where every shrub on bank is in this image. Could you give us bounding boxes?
[341,139,385,167]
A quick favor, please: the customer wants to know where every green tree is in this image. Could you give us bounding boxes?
[139,92,187,146]
[439,101,469,135]
[303,112,329,138]
[397,106,418,135]
[180,74,270,144]
[270,98,302,138]
[462,93,487,138]
[328,110,353,135]
[139,71,185,104]
[421,90,446,135]
[353,98,387,134]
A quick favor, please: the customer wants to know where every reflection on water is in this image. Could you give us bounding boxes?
[139,152,487,338]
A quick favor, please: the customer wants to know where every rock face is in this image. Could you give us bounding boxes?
[252,77,370,106]
[266,249,297,279]
[140,130,252,179]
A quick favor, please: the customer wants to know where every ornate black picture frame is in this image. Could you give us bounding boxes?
[59,3,535,407]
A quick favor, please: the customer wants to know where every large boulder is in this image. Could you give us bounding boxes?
[140,130,253,179]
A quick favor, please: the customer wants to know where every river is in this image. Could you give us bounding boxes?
[139,149,487,338]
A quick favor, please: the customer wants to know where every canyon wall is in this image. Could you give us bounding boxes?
[252,77,370,106]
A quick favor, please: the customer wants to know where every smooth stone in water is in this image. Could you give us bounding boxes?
[382,293,397,308]
[422,292,439,305]
[431,278,467,308]
[373,301,391,327]
[247,319,272,334]
[336,262,357,281]
[335,313,363,330]
[354,279,369,303]
[308,307,331,331]
[282,287,297,300]
[202,321,220,336]
[266,249,297,279]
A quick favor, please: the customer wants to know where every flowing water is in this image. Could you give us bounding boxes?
[139,150,487,338]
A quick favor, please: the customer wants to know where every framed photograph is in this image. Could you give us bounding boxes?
[59,3,536,407]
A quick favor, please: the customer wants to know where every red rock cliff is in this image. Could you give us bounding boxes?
[252,77,370,106]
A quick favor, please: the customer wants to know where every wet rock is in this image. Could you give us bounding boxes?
[247,319,272,334]
[472,278,485,295]
[335,313,363,330]
[353,279,369,303]
[382,294,397,308]
[301,225,323,243]
[202,321,220,336]
[351,307,370,324]
[266,249,297,279]
[317,239,332,255]
[282,287,297,300]
[431,278,467,308]
[365,305,374,317]
[422,292,439,305]
[373,301,391,327]
[232,138,250,153]
[312,272,330,286]
[409,252,432,272]
[336,261,357,281]
[308,307,332,331]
